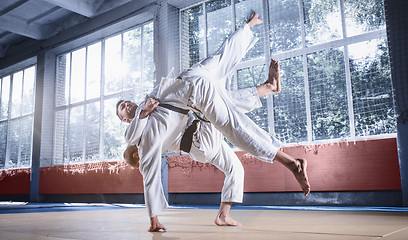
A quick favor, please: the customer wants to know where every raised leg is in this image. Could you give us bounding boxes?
[199,13,262,84]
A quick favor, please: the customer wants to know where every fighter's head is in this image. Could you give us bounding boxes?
[123,144,140,169]
[116,100,138,123]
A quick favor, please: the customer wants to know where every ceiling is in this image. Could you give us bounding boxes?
[0,0,135,59]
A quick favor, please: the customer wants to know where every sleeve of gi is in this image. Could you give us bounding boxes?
[229,87,262,113]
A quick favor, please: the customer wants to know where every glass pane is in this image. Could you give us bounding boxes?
[181,5,205,68]
[11,71,23,118]
[86,42,101,100]
[1,76,10,120]
[349,38,395,136]
[69,105,84,163]
[206,0,232,56]
[274,57,308,143]
[0,122,7,169]
[22,66,35,115]
[237,64,269,132]
[303,0,342,46]
[269,0,302,54]
[235,0,264,61]
[104,34,123,95]
[71,48,86,104]
[7,119,19,168]
[85,102,100,162]
[54,109,69,165]
[142,22,155,86]
[56,53,70,106]
[344,0,385,37]
[308,48,349,140]
[104,98,127,161]
[123,27,142,91]
[20,116,32,167]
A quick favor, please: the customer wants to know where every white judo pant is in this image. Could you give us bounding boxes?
[180,24,282,162]
[188,112,245,203]
[182,24,282,203]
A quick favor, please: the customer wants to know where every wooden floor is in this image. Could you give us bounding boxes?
[1,203,408,240]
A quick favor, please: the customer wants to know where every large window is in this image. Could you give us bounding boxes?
[53,22,154,165]
[181,0,395,144]
[0,66,36,170]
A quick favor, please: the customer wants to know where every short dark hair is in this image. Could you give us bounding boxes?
[116,100,124,120]
[123,145,139,169]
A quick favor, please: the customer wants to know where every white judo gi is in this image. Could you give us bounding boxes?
[125,24,282,217]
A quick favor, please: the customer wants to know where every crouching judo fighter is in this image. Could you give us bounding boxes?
[117,13,310,232]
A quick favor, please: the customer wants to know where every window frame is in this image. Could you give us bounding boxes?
[179,0,395,145]
[0,63,37,170]
[52,20,155,166]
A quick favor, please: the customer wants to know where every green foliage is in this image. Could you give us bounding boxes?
[269,0,302,54]
[350,39,395,136]
[345,0,385,32]
[274,57,308,143]
[308,48,350,140]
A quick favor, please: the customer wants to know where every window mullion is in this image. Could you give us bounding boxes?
[263,0,275,135]
[141,25,145,85]
[121,33,124,90]
[4,74,13,169]
[203,3,208,59]
[0,78,2,116]
[299,0,313,142]
[100,40,106,161]
[66,52,73,164]
[17,70,25,168]
[231,0,236,32]
[229,0,236,92]
[340,0,356,138]
[83,47,88,162]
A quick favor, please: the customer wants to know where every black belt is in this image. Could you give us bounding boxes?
[180,120,199,152]
[159,103,190,115]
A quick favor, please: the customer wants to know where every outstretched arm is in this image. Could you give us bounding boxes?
[137,121,169,231]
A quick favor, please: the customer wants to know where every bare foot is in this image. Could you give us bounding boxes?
[247,12,263,27]
[292,159,311,196]
[265,59,281,93]
[215,213,245,227]
[148,216,167,232]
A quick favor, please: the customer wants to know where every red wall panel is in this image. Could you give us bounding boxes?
[168,138,401,193]
[39,161,144,194]
[0,138,401,196]
[0,169,30,195]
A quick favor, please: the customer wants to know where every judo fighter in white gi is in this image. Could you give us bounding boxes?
[117,13,310,231]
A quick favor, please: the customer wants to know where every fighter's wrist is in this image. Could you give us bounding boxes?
[139,110,149,119]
